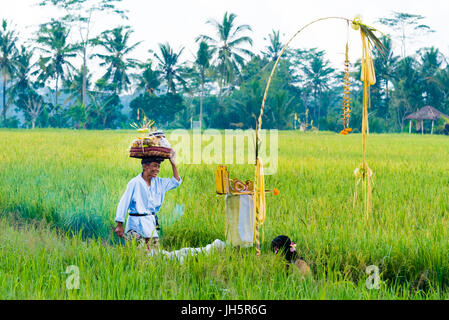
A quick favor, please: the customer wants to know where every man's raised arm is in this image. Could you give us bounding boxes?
[170,150,180,182]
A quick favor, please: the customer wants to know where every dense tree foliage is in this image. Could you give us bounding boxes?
[1,8,448,133]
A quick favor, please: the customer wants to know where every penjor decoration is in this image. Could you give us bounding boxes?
[257,16,385,234]
[215,16,385,256]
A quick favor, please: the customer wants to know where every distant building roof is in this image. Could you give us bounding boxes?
[405,106,449,121]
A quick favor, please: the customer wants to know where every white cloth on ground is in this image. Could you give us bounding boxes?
[148,239,227,263]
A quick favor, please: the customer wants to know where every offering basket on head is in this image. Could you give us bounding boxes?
[129,146,173,159]
[128,127,173,159]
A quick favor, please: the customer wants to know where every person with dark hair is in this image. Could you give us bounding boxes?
[271,235,312,277]
[114,151,181,249]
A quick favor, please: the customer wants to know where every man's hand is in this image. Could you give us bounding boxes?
[115,222,125,238]
[169,150,177,166]
[170,150,180,181]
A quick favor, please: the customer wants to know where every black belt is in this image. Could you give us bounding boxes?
[129,212,155,217]
[129,212,160,231]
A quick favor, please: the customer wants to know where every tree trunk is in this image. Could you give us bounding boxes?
[55,74,59,109]
[199,70,204,131]
[317,103,321,130]
[82,46,87,107]
[82,13,92,109]
[2,76,6,126]
[385,80,390,130]
[400,105,408,132]
[314,90,319,129]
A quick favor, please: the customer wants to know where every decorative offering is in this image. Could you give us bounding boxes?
[215,166,275,196]
[341,32,352,135]
[216,165,278,250]
[216,165,230,195]
[128,118,173,159]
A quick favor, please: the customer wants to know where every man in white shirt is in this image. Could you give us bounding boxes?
[114,151,182,249]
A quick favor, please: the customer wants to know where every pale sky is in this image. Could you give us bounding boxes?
[3,0,449,81]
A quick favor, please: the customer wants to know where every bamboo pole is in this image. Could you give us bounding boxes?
[257,17,351,136]
[254,17,354,257]
[255,16,384,253]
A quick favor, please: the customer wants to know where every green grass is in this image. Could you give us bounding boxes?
[1,129,449,299]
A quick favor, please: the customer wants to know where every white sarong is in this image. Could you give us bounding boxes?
[125,215,159,239]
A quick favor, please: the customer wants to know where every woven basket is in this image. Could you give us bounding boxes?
[129,146,172,159]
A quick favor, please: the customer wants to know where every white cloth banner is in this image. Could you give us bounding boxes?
[238,195,255,243]
[225,194,254,247]
[148,239,226,263]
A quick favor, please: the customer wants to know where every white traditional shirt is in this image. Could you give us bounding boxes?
[115,174,182,238]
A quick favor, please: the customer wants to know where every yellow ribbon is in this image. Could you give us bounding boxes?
[355,28,376,218]
[353,164,374,218]
[253,157,266,256]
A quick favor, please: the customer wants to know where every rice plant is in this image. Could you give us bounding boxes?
[1,129,449,299]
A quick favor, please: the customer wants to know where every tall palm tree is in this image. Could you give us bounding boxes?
[63,67,92,106]
[374,37,398,120]
[229,80,263,129]
[38,0,129,109]
[134,60,160,95]
[392,57,422,130]
[93,26,141,94]
[0,19,19,126]
[12,45,45,129]
[268,90,295,129]
[63,68,92,128]
[435,66,449,113]
[419,47,443,107]
[197,12,253,94]
[262,30,283,62]
[302,50,334,129]
[154,43,186,94]
[35,20,77,109]
[12,45,34,106]
[88,91,117,129]
[11,45,34,95]
[195,41,211,130]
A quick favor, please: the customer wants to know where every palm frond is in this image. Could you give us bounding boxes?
[231,24,252,38]
[358,23,387,57]
[195,34,217,44]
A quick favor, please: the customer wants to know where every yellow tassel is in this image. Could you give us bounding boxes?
[360,31,376,85]
[253,157,266,256]
[355,29,376,218]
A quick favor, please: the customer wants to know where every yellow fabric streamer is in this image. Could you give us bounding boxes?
[361,32,376,86]
[353,164,374,218]
[355,29,375,218]
[253,157,266,256]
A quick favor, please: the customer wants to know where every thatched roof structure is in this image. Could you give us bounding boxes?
[405,106,449,121]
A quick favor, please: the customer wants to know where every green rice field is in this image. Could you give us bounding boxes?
[1,129,449,299]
